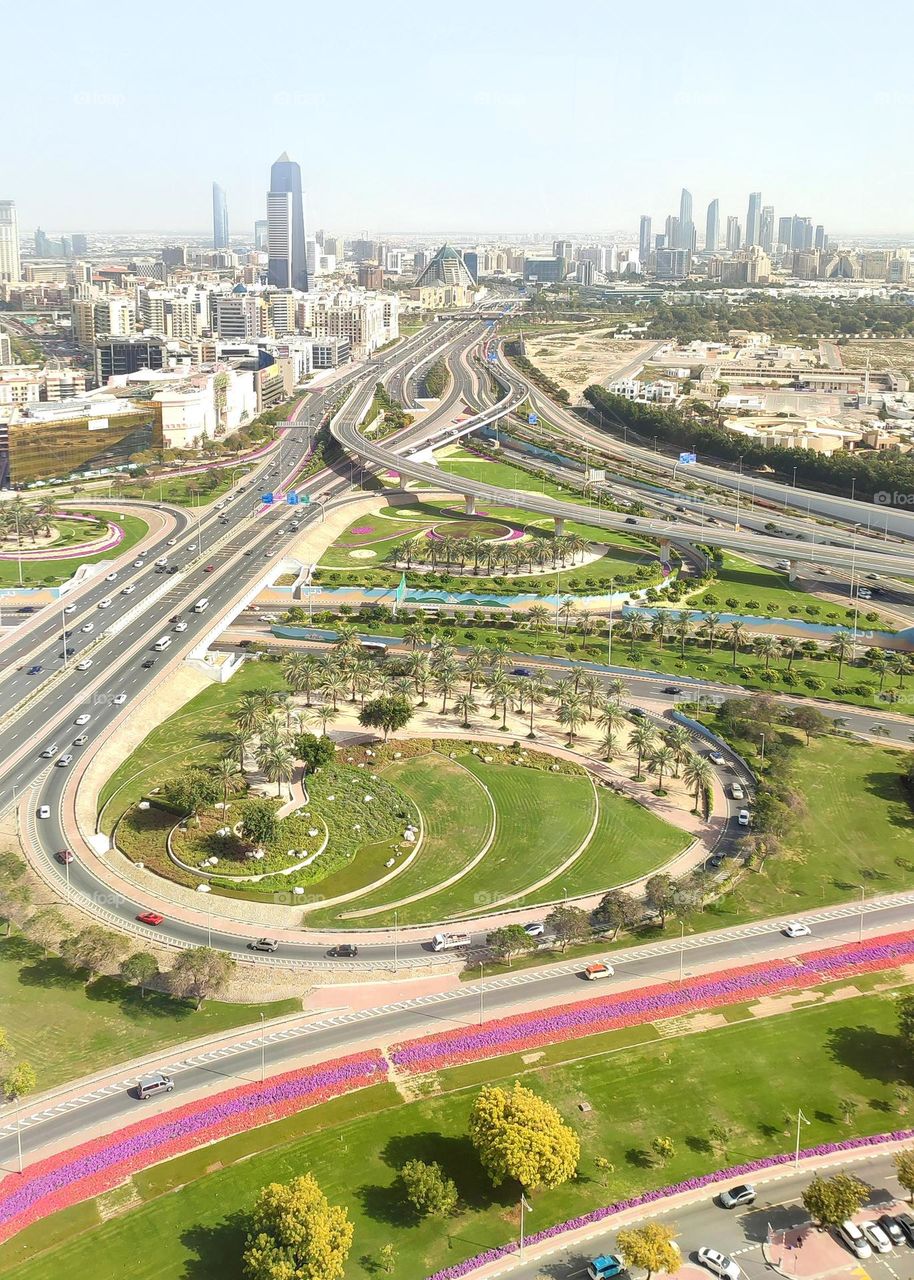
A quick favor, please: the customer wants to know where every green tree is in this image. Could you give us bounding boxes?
[60,926,128,982]
[3,1060,36,1103]
[894,1148,914,1203]
[544,904,590,951]
[243,1173,354,1280]
[241,797,278,847]
[469,1082,580,1191]
[24,907,70,955]
[486,924,537,966]
[164,768,220,820]
[358,695,414,741]
[790,706,830,745]
[651,1136,676,1165]
[644,873,677,927]
[801,1172,869,1229]
[293,732,336,774]
[616,1222,682,1279]
[592,889,640,940]
[169,946,235,1009]
[379,1243,397,1274]
[121,951,159,997]
[399,1159,458,1218]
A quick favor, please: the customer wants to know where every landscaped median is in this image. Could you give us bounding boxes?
[3,931,914,1249]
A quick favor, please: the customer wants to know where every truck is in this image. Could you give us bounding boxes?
[193,597,209,613]
[431,932,471,952]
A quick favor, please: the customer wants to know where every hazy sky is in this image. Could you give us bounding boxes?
[6,0,912,237]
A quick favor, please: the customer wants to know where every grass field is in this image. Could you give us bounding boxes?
[4,985,910,1280]
[0,933,300,1092]
[0,510,149,588]
[113,467,252,508]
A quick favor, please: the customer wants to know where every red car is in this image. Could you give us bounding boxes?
[136,910,165,926]
[55,850,74,864]
[203,564,215,573]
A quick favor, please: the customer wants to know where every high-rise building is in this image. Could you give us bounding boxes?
[35,228,52,257]
[0,201,21,282]
[760,205,775,254]
[357,264,384,290]
[678,188,694,251]
[553,239,573,262]
[212,183,229,250]
[72,233,88,256]
[665,215,680,250]
[814,225,826,252]
[638,215,652,263]
[777,216,793,250]
[95,335,167,383]
[253,220,268,251]
[704,199,719,253]
[746,191,762,246]
[725,216,741,251]
[791,215,813,252]
[267,152,308,291]
[655,247,690,279]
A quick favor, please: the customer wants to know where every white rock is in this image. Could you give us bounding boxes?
[197,883,211,893]
[293,886,305,895]
[308,828,319,837]
[363,794,373,802]
[327,794,335,802]
[403,830,416,843]
[393,751,402,758]
[483,755,493,763]
[138,800,150,811]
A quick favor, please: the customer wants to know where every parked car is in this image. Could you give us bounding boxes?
[783,921,811,938]
[328,944,358,958]
[136,1072,174,1100]
[697,1248,740,1280]
[837,1221,872,1259]
[587,1256,628,1280]
[719,1184,756,1209]
[894,1212,914,1246]
[708,853,725,869]
[877,1215,905,1247]
[136,911,165,927]
[862,1222,893,1254]
[523,922,545,937]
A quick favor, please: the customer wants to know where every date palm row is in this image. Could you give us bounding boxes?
[388,530,588,576]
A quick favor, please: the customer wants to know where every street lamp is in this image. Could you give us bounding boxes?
[260,1011,266,1084]
[479,961,485,1026]
[858,884,866,943]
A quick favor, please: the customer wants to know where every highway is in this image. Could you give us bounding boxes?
[3,892,914,1166]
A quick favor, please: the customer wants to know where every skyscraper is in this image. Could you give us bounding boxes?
[760,205,775,254]
[705,199,719,253]
[678,188,694,251]
[746,191,762,246]
[638,215,652,263]
[212,182,229,249]
[267,152,307,291]
[777,216,793,250]
[0,201,21,283]
[726,216,741,251]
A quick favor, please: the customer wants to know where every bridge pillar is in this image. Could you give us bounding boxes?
[554,516,566,536]
[398,471,409,491]
[464,494,476,515]
[788,561,803,583]
[659,539,672,567]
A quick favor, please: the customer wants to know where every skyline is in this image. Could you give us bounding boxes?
[4,0,914,237]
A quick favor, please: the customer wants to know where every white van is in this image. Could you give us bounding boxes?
[584,962,615,981]
[76,658,93,671]
[98,597,113,609]
[152,636,172,651]
[192,597,209,613]
[136,1072,174,1100]
[837,1221,872,1259]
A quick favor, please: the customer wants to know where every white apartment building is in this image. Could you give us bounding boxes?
[0,367,89,405]
[0,332,10,364]
[302,288,398,356]
[608,377,677,404]
[70,296,136,350]
[212,289,270,341]
[0,201,21,283]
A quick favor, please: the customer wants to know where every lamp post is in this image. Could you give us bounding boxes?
[794,1108,809,1169]
[679,920,685,985]
[260,1011,266,1084]
[394,909,399,975]
[858,884,865,943]
[479,961,485,1026]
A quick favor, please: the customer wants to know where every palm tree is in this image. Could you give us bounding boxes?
[829,633,854,680]
[674,613,693,661]
[214,756,240,811]
[234,694,267,738]
[595,699,626,758]
[528,603,551,636]
[404,618,427,651]
[433,667,458,713]
[869,653,892,691]
[753,635,781,673]
[308,703,339,737]
[487,674,512,730]
[407,651,430,702]
[604,676,626,702]
[649,744,676,793]
[701,612,722,651]
[318,667,347,709]
[728,620,747,668]
[463,655,486,696]
[282,653,320,705]
[651,613,670,650]
[624,615,649,657]
[557,692,587,744]
[628,721,657,779]
[259,743,294,799]
[683,752,713,811]
[334,621,359,657]
[892,653,912,688]
[453,691,478,728]
[579,672,602,715]
[524,678,550,739]
[663,724,692,776]
[225,729,252,772]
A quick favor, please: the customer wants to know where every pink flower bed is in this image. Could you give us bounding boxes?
[391,931,914,1074]
[0,1051,386,1243]
[351,525,375,535]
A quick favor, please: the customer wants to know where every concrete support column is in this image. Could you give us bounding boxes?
[659,539,672,567]
[788,561,802,583]
[398,471,409,491]
[464,494,476,515]
[554,516,566,536]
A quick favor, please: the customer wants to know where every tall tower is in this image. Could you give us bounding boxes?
[678,188,694,251]
[267,152,308,291]
[760,205,775,254]
[212,182,229,249]
[746,191,762,246]
[638,215,652,262]
[705,199,720,253]
[0,201,21,283]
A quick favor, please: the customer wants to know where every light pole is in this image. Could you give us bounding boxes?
[679,920,685,985]
[394,909,399,975]
[858,884,865,943]
[794,1108,809,1169]
[479,961,485,1026]
[260,1011,266,1084]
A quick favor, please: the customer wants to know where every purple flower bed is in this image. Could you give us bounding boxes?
[425,1130,914,1280]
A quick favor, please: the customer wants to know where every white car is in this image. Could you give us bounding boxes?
[76,658,93,671]
[708,752,726,766]
[188,543,197,551]
[37,805,51,819]
[783,921,811,939]
[861,1222,893,1254]
[113,693,127,705]
[737,809,750,826]
[122,584,136,594]
[167,538,177,546]
[155,557,168,567]
[174,621,188,632]
[64,603,77,614]
[40,744,58,759]
[838,1221,871,1259]
[730,783,745,801]
[98,598,112,609]
[133,559,144,567]
[697,1249,740,1280]
[523,922,545,938]
[81,622,94,633]
[73,734,88,746]
[105,572,118,581]
[74,713,91,726]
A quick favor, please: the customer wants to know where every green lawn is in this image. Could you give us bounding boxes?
[113,466,252,508]
[0,933,300,1092]
[0,510,149,588]
[5,987,912,1280]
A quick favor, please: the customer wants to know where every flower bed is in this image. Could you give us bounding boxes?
[391,931,914,1074]
[425,1128,914,1280]
[0,1051,387,1244]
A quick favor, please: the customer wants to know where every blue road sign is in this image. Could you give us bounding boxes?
[487,351,498,363]
[528,413,538,425]
[678,451,697,465]
[287,492,300,505]
[261,492,274,504]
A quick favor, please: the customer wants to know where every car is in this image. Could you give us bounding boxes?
[56,754,73,767]
[27,664,42,675]
[783,921,811,938]
[697,1248,740,1280]
[155,557,168,566]
[73,734,88,746]
[59,647,75,658]
[142,658,156,669]
[663,686,681,695]
[587,1255,628,1280]
[708,751,726,766]
[136,1071,174,1100]
[877,1215,905,1247]
[64,603,77,614]
[719,1184,756,1209]
[37,805,51,819]
[204,564,215,572]
[862,1222,893,1253]
[136,911,164,927]
[188,543,197,551]
[624,516,638,524]
[249,938,280,953]
[511,667,533,677]
[74,713,91,725]
[167,538,177,546]
[167,565,179,574]
[76,658,93,671]
[133,559,144,567]
[584,962,615,981]
[327,944,358,958]
[737,809,750,826]
[174,621,188,632]
[894,1212,914,1246]
[244,548,254,556]
[629,707,646,719]
[155,565,167,573]
[837,1221,872,1258]
[523,922,545,937]
[81,622,94,633]
[105,571,118,581]
[708,853,725,869]
[113,692,127,705]
[730,783,745,800]
[40,744,58,758]
[98,597,112,609]
[55,850,74,864]
[122,584,136,594]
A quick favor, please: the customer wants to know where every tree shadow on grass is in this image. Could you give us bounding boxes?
[179,1212,249,1280]
[379,1132,505,1214]
[826,1025,910,1087]
[624,1146,654,1169]
[685,1135,712,1155]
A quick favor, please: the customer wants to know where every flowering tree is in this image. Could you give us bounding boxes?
[468,1082,580,1191]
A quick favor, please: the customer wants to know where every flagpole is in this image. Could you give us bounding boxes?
[794,1108,808,1169]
